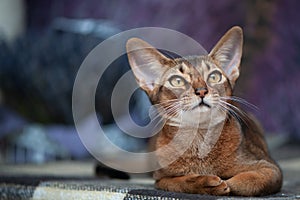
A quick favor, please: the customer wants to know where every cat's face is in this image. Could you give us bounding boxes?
[147,57,233,113]
[127,27,243,125]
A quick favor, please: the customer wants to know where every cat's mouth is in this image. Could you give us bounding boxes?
[191,100,211,110]
[199,101,211,108]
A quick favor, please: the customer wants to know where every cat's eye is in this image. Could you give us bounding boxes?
[169,76,186,87]
[208,71,222,84]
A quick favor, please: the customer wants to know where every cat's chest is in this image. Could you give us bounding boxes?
[181,135,219,172]
[158,133,220,176]
[164,128,239,176]
[165,151,215,176]
[156,118,241,176]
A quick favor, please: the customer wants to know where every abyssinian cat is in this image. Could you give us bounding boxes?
[126,26,282,196]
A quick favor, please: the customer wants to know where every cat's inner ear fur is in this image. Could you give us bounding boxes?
[209,26,243,88]
[126,38,174,94]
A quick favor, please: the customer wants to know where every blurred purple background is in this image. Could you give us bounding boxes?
[1,0,300,162]
[26,0,299,137]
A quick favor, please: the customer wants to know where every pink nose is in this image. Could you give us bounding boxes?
[195,87,208,98]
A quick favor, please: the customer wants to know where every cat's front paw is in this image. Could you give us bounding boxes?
[187,175,230,195]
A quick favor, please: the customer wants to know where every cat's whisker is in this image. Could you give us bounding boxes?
[220,100,246,115]
[218,100,250,127]
[154,98,183,108]
[216,103,228,116]
[220,96,258,112]
[220,100,249,119]
[158,103,181,115]
[151,116,166,131]
[150,101,182,121]
[164,105,182,117]
[148,109,167,130]
[216,102,236,122]
[155,100,183,110]
[149,102,183,130]
[140,100,181,124]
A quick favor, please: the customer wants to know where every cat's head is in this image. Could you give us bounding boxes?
[126,27,243,124]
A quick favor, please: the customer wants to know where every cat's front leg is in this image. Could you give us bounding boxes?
[225,162,282,196]
[155,174,230,195]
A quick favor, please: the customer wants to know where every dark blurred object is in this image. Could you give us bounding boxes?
[95,164,130,180]
[0,107,86,163]
[0,18,148,163]
[4,124,69,164]
[0,31,97,124]
[0,18,128,125]
[0,107,27,138]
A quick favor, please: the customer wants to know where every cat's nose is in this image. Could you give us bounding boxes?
[195,87,208,98]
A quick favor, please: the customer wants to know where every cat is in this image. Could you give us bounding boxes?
[126,26,282,196]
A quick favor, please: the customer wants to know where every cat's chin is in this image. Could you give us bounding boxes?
[192,104,211,113]
[199,104,211,112]
[165,106,226,128]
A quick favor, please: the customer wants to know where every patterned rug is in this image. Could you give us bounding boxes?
[0,176,299,200]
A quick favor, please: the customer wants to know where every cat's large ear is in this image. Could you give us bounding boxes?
[126,38,173,93]
[209,26,243,88]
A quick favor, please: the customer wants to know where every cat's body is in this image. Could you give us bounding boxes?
[126,27,282,196]
[153,112,281,196]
